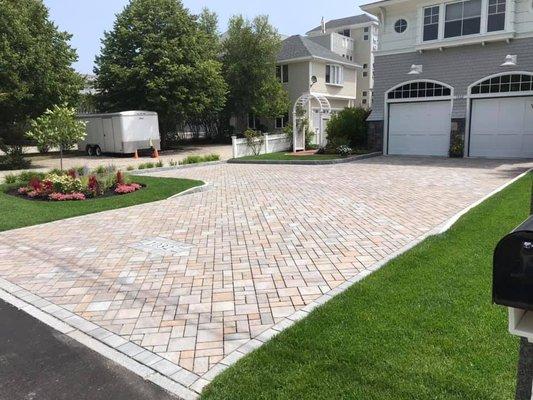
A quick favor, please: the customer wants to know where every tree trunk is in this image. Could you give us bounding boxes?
[59,146,63,171]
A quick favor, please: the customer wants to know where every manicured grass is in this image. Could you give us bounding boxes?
[202,175,531,400]
[237,152,346,161]
[0,176,202,232]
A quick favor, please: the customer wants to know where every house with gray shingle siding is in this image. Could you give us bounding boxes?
[362,0,533,158]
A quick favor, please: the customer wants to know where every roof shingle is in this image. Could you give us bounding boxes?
[306,14,375,34]
[277,35,356,65]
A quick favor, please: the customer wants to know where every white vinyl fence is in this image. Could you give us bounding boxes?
[231,133,292,158]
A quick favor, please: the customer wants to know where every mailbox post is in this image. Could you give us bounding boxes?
[493,187,533,400]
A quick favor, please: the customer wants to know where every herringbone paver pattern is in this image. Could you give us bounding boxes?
[0,157,528,378]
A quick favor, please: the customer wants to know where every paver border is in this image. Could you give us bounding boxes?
[227,151,382,165]
[0,168,529,398]
[131,161,223,175]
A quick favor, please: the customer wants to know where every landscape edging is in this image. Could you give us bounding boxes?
[227,151,382,165]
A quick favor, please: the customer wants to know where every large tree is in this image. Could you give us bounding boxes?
[222,15,289,127]
[0,0,83,143]
[94,0,227,147]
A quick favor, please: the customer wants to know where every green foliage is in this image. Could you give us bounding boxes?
[179,153,220,165]
[0,0,83,143]
[222,15,289,124]
[46,173,83,194]
[169,159,178,167]
[450,134,464,158]
[326,107,370,150]
[3,171,46,185]
[138,162,156,169]
[336,145,352,157]
[243,129,264,156]
[155,160,164,168]
[127,165,135,171]
[0,141,31,170]
[27,105,87,170]
[94,0,227,147]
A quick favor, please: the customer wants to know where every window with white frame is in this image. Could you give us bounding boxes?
[275,113,289,129]
[326,65,343,85]
[487,0,506,31]
[423,6,440,41]
[444,0,482,38]
[471,74,533,94]
[387,81,451,99]
[276,64,289,83]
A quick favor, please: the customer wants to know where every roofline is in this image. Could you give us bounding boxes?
[361,0,410,13]
[305,21,377,35]
[305,15,379,35]
[277,55,361,68]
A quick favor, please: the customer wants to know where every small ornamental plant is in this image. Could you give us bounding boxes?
[14,169,143,201]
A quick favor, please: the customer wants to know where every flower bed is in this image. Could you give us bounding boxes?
[13,168,143,201]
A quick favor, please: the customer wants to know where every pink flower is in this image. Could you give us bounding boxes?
[49,192,86,201]
[17,187,29,195]
[114,183,141,194]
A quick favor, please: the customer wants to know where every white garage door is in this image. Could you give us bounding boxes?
[470,96,533,158]
[388,101,451,156]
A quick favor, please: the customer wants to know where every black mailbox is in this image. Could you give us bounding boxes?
[494,215,533,311]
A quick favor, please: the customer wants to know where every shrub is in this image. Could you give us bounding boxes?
[0,143,31,170]
[326,107,370,151]
[93,165,107,174]
[126,165,135,171]
[179,154,220,165]
[169,159,178,167]
[244,129,264,156]
[336,145,352,157]
[155,160,164,168]
[46,173,84,193]
[4,174,17,184]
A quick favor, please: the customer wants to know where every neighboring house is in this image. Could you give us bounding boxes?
[306,14,379,108]
[361,0,533,158]
[271,35,360,144]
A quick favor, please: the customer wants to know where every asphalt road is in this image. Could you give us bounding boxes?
[0,300,178,400]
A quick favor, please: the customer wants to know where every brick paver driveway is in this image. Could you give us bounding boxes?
[0,157,530,397]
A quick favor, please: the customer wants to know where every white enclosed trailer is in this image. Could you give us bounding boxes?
[78,111,161,155]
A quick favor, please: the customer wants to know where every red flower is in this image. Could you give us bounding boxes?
[114,183,141,194]
[49,192,86,201]
[67,169,77,179]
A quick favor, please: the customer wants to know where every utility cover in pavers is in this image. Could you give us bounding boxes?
[128,237,193,256]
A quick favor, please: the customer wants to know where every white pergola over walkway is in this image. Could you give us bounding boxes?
[292,93,331,151]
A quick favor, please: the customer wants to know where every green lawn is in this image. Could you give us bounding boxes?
[202,175,531,400]
[0,176,202,232]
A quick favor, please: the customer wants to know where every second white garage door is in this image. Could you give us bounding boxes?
[470,96,533,158]
[388,101,451,156]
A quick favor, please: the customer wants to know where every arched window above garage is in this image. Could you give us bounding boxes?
[387,81,451,100]
[470,73,533,95]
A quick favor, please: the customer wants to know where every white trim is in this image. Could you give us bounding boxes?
[278,56,360,68]
[464,71,533,157]
[384,79,454,155]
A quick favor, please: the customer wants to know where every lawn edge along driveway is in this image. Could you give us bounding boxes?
[0,176,203,232]
[201,173,532,400]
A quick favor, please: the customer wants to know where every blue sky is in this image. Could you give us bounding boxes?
[43,0,368,74]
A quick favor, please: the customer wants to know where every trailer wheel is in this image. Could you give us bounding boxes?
[86,146,94,156]
[94,146,102,156]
